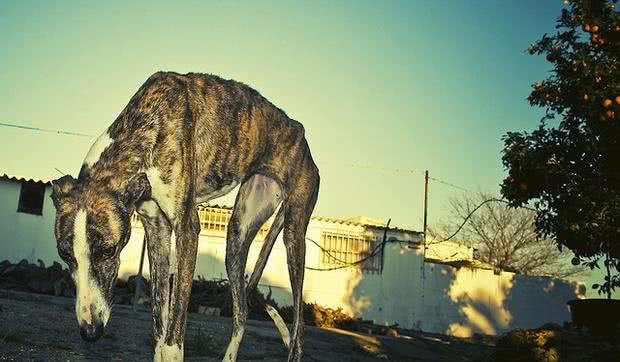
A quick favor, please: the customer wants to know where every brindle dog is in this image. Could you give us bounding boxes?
[50,71,320,362]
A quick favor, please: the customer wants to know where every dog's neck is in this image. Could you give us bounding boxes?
[78,126,151,193]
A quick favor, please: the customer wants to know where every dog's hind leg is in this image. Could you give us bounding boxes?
[223,174,283,362]
[246,204,290,349]
[283,166,319,362]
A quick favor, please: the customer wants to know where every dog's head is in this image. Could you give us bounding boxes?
[50,173,150,342]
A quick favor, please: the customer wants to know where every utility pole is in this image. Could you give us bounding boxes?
[421,171,429,306]
[423,170,429,260]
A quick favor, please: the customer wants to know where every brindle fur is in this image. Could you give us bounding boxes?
[51,71,319,362]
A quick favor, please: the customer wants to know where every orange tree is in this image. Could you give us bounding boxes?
[501,0,620,298]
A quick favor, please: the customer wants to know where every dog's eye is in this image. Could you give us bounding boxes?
[96,245,117,259]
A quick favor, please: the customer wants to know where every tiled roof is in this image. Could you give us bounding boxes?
[198,204,232,210]
[199,204,421,234]
[311,216,421,234]
[0,173,51,185]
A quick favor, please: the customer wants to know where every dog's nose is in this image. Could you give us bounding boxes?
[79,321,104,342]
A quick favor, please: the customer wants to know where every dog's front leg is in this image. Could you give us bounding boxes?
[163,208,199,360]
[140,201,181,361]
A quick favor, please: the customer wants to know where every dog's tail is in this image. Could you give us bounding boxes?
[265,303,291,349]
[245,203,290,348]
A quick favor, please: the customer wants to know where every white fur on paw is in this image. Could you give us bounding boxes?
[154,340,183,362]
[222,328,245,362]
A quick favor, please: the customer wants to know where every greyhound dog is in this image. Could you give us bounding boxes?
[50,71,320,361]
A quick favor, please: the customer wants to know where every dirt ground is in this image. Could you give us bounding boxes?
[0,290,494,361]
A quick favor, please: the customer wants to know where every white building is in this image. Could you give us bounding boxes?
[0,173,584,337]
[0,173,57,263]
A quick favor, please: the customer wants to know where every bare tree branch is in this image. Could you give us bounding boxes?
[430,192,587,279]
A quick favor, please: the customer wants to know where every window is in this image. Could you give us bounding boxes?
[320,231,383,272]
[17,181,46,215]
[197,206,270,239]
[199,207,231,233]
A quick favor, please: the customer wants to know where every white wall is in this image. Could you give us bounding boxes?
[120,219,584,336]
[0,180,57,265]
[0,180,584,336]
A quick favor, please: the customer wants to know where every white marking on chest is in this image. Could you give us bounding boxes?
[144,168,177,280]
[72,209,110,326]
[136,200,162,219]
[145,167,177,222]
[83,131,114,167]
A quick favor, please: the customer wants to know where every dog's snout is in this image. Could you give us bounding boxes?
[79,320,104,342]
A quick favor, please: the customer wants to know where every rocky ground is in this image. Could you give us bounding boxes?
[2,260,618,361]
[0,290,496,361]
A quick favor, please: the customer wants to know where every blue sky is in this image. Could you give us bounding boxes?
[0,0,562,230]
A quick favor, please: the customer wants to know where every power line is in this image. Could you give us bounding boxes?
[0,122,94,138]
[305,237,349,265]
[428,176,472,193]
[344,163,475,194]
[2,121,479,196]
[347,163,419,175]
[427,198,537,245]
[305,238,383,271]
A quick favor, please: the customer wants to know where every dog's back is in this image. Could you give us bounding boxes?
[103,71,313,194]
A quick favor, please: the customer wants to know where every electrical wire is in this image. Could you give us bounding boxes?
[2,120,481,198]
[304,197,538,271]
[427,198,537,245]
[428,176,472,193]
[305,219,391,271]
[0,122,94,138]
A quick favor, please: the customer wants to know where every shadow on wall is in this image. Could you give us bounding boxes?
[344,244,584,336]
[117,231,583,337]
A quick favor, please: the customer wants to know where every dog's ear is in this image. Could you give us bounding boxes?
[122,173,151,207]
[50,175,76,209]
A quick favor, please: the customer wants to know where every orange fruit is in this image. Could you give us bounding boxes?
[592,25,599,33]
[603,99,613,108]
[615,96,620,105]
